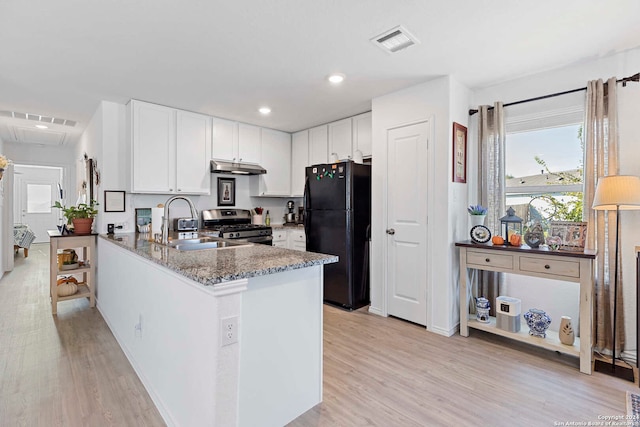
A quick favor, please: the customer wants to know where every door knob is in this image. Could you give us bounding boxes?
[386,228,395,235]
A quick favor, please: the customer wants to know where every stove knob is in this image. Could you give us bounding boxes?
[236,232,240,238]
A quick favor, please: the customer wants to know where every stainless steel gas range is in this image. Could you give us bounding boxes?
[201,209,273,245]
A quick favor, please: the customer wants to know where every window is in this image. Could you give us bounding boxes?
[505,123,584,227]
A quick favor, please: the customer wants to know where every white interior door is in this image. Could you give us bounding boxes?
[14,165,63,244]
[386,121,429,326]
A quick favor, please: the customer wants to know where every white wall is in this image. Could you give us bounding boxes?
[471,47,640,350]
[371,75,472,335]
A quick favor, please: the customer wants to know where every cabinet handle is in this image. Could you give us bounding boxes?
[485,258,490,262]
[239,158,242,162]
[544,264,550,269]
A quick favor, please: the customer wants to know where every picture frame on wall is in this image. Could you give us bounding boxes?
[104,190,126,212]
[217,177,236,206]
[452,122,467,183]
[549,221,588,251]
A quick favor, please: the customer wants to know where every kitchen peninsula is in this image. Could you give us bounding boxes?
[97,234,337,427]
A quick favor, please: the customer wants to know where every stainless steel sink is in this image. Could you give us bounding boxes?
[167,236,252,251]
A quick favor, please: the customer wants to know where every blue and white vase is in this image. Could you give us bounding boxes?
[523,308,551,338]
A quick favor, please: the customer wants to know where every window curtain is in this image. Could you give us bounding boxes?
[475,102,506,314]
[583,77,623,353]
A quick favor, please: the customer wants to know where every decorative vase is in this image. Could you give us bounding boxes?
[475,297,490,323]
[523,308,551,338]
[470,214,486,228]
[559,316,575,345]
[72,218,94,234]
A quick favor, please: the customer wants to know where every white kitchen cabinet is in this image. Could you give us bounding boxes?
[211,120,262,165]
[328,118,353,161]
[352,112,372,158]
[176,110,212,194]
[253,129,291,196]
[291,130,309,197]
[287,228,306,251]
[211,117,238,161]
[130,100,211,195]
[272,229,288,248]
[238,123,262,164]
[308,125,328,166]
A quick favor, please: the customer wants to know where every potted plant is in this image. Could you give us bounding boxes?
[53,200,99,234]
[468,204,487,227]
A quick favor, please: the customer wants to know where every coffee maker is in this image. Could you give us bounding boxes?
[284,200,296,224]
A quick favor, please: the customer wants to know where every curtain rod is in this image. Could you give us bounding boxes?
[468,72,640,116]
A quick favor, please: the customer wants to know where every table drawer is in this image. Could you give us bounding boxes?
[467,251,514,270]
[519,256,580,278]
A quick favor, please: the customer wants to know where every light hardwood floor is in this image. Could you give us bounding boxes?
[1,243,637,427]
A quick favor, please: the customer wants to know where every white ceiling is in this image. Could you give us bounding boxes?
[1,0,639,146]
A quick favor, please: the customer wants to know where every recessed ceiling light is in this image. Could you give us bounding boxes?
[35,124,48,129]
[259,107,271,115]
[328,73,345,84]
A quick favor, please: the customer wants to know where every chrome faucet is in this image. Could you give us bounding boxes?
[160,195,198,245]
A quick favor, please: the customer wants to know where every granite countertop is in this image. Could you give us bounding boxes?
[100,233,337,286]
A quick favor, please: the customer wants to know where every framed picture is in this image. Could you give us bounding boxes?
[104,190,126,212]
[217,177,236,206]
[549,221,587,251]
[452,122,467,183]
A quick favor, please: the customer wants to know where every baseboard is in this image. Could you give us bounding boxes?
[429,324,457,337]
[368,306,385,316]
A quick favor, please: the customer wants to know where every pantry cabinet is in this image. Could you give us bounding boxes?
[328,118,353,161]
[129,100,211,194]
[253,129,291,196]
[291,130,309,197]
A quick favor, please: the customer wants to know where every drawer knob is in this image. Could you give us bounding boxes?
[485,258,490,262]
[544,264,550,269]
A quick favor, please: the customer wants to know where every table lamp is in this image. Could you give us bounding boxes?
[592,175,640,381]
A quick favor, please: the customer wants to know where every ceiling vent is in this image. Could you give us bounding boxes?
[371,25,419,53]
[0,110,77,127]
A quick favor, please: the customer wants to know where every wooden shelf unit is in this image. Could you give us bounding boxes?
[456,241,596,374]
[48,231,97,314]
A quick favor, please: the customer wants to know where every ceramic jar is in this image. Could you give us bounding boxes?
[559,316,575,345]
[470,215,486,228]
[475,297,490,323]
[523,308,551,338]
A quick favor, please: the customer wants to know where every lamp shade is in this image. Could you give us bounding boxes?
[592,175,640,210]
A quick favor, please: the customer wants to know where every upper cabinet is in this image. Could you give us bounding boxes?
[129,100,211,195]
[211,117,237,161]
[291,130,309,197]
[308,125,328,166]
[328,118,353,161]
[211,120,262,165]
[253,128,291,197]
[352,112,372,158]
[238,123,262,164]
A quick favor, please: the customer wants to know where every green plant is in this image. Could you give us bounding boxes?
[53,200,99,224]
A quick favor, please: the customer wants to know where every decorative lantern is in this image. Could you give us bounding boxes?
[499,207,523,244]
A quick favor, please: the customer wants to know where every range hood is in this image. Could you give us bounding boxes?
[210,159,267,175]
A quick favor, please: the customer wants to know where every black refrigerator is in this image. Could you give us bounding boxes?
[303,161,371,310]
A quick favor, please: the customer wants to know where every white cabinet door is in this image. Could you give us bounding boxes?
[211,117,238,161]
[131,100,175,193]
[352,112,372,158]
[308,125,328,166]
[288,229,306,251]
[256,129,291,196]
[328,118,352,161]
[291,130,309,197]
[176,110,211,195]
[272,229,288,248]
[238,123,261,164]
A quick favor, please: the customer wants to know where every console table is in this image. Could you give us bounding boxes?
[456,241,596,374]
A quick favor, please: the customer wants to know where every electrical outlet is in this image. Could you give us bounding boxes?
[220,316,238,347]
